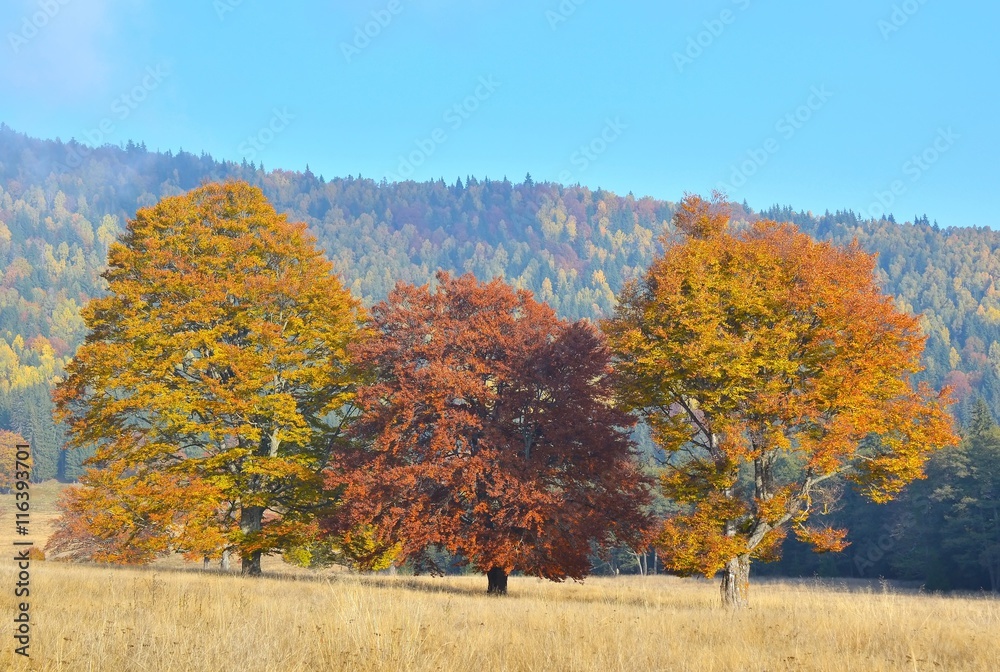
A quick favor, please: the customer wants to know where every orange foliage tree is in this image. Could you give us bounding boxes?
[603,194,957,607]
[327,273,652,594]
[52,182,365,575]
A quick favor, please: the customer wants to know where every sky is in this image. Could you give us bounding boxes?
[0,0,997,227]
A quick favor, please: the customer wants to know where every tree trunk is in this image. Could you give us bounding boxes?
[486,567,508,595]
[240,505,265,576]
[242,550,262,576]
[220,549,231,571]
[632,550,645,576]
[721,555,750,608]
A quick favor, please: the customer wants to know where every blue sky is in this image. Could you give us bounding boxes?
[1,0,997,227]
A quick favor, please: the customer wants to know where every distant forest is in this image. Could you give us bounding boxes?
[1,123,998,590]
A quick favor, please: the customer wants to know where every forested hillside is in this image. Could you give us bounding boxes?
[2,123,997,590]
[1,122,998,471]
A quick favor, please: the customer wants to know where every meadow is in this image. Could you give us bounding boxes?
[1,484,997,671]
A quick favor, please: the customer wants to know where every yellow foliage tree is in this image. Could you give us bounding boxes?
[53,182,366,575]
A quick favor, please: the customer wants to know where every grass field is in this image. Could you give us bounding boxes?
[1,484,997,671]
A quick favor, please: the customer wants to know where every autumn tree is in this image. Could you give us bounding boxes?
[603,194,957,607]
[327,272,652,594]
[53,182,365,575]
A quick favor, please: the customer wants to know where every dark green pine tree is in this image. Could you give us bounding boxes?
[939,399,1000,592]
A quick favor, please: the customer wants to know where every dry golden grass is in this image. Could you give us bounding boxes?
[1,483,997,671]
[0,565,995,671]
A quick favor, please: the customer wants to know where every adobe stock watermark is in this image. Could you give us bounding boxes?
[673,0,751,73]
[7,0,72,54]
[214,0,249,21]
[238,107,295,162]
[853,496,932,576]
[878,0,931,40]
[63,64,170,169]
[387,75,501,181]
[556,117,627,184]
[11,441,32,658]
[341,0,404,63]
[716,85,833,193]
[546,0,586,31]
[865,127,958,221]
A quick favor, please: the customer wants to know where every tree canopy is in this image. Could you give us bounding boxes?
[604,194,958,606]
[328,272,652,593]
[49,182,365,574]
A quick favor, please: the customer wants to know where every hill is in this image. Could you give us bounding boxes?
[3,123,998,481]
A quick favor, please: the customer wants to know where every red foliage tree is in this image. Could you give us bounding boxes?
[328,273,652,594]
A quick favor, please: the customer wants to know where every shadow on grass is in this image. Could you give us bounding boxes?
[37,557,711,608]
[41,558,494,599]
[46,560,995,605]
